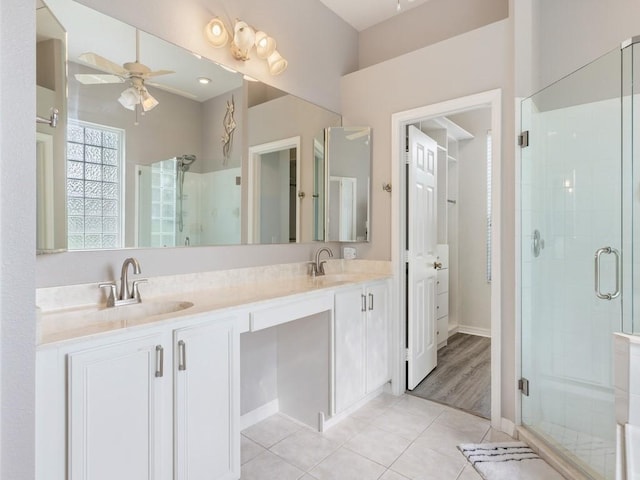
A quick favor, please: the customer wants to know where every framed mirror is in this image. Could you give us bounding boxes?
[314,127,372,242]
[36,0,342,252]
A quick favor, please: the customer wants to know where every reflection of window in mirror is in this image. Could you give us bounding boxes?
[66,120,124,250]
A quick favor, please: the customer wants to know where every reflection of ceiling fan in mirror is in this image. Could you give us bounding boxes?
[74,29,177,113]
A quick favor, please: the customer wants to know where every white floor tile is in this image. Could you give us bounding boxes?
[379,470,411,480]
[390,439,467,480]
[417,423,480,459]
[482,427,514,443]
[270,429,340,471]
[372,407,435,440]
[343,424,412,467]
[393,395,447,419]
[309,448,386,480]
[240,451,304,480]
[319,416,368,444]
[241,434,266,465]
[456,465,483,480]
[242,414,303,448]
[433,409,490,440]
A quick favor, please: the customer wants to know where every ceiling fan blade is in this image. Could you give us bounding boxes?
[145,69,175,78]
[78,52,128,76]
[74,73,125,85]
[146,81,198,100]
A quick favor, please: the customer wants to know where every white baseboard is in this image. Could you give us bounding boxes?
[240,399,279,431]
[448,325,458,337]
[457,325,491,338]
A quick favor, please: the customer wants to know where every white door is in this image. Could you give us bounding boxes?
[406,125,439,390]
[174,318,239,480]
[334,286,366,413]
[67,334,169,480]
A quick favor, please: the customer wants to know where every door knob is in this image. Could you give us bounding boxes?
[433,262,442,270]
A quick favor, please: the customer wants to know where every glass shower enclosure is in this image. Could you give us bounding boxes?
[521,38,640,479]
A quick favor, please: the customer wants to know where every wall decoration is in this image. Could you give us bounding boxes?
[222,95,236,165]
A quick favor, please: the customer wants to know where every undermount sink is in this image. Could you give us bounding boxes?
[311,273,367,287]
[40,300,195,335]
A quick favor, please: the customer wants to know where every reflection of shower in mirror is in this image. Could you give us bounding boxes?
[177,155,196,233]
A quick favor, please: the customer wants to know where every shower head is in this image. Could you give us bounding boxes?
[177,154,196,172]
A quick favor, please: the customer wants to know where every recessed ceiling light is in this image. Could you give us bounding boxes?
[197,77,211,84]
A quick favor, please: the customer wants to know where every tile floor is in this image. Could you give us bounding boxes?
[240,393,515,480]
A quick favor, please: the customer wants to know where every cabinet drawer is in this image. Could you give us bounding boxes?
[436,269,449,294]
[436,292,448,319]
[250,293,333,331]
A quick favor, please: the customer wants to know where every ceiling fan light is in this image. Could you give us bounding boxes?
[255,31,276,59]
[140,89,159,112]
[118,87,140,110]
[205,18,229,48]
[267,50,288,75]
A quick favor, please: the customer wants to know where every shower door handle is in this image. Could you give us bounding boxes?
[594,247,621,300]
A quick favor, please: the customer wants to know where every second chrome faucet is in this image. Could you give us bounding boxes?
[99,257,147,307]
[311,247,334,276]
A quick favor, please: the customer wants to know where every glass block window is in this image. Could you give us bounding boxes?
[66,121,124,250]
[150,158,177,247]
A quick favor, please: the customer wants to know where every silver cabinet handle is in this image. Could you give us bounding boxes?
[368,293,374,311]
[361,294,366,312]
[155,345,164,377]
[178,340,186,371]
[594,247,621,300]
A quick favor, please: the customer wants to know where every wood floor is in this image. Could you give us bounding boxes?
[408,333,491,419]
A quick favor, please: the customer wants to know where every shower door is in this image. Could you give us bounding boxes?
[520,48,623,480]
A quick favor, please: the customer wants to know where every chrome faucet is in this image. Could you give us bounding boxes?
[99,257,147,307]
[311,247,334,276]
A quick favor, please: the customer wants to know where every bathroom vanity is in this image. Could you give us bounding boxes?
[35,261,391,480]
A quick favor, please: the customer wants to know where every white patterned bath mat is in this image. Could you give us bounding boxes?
[458,442,565,480]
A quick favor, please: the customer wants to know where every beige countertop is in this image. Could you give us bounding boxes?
[38,269,391,347]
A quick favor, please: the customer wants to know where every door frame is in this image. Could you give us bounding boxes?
[390,89,502,430]
[247,136,301,244]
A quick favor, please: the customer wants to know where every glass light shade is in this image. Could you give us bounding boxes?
[233,21,256,55]
[267,50,288,75]
[255,31,276,59]
[205,18,229,48]
[118,87,140,110]
[140,89,159,112]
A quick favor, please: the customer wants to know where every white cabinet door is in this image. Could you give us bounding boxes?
[334,286,366,413]
[365,281,389,393]
[68,333,169,480]
[174,318,240,480]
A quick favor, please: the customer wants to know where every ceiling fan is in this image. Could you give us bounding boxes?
[75,29,175,112]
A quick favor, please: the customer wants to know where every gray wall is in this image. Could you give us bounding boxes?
[449,109,492,334]
[76,0,359,113]
[341,20,516,420]
[1,0,36,477]
[359,0,509,69]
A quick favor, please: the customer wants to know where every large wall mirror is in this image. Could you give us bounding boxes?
[36,0,373,252]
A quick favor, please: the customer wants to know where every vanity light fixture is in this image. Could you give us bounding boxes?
[204,17,288,75]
